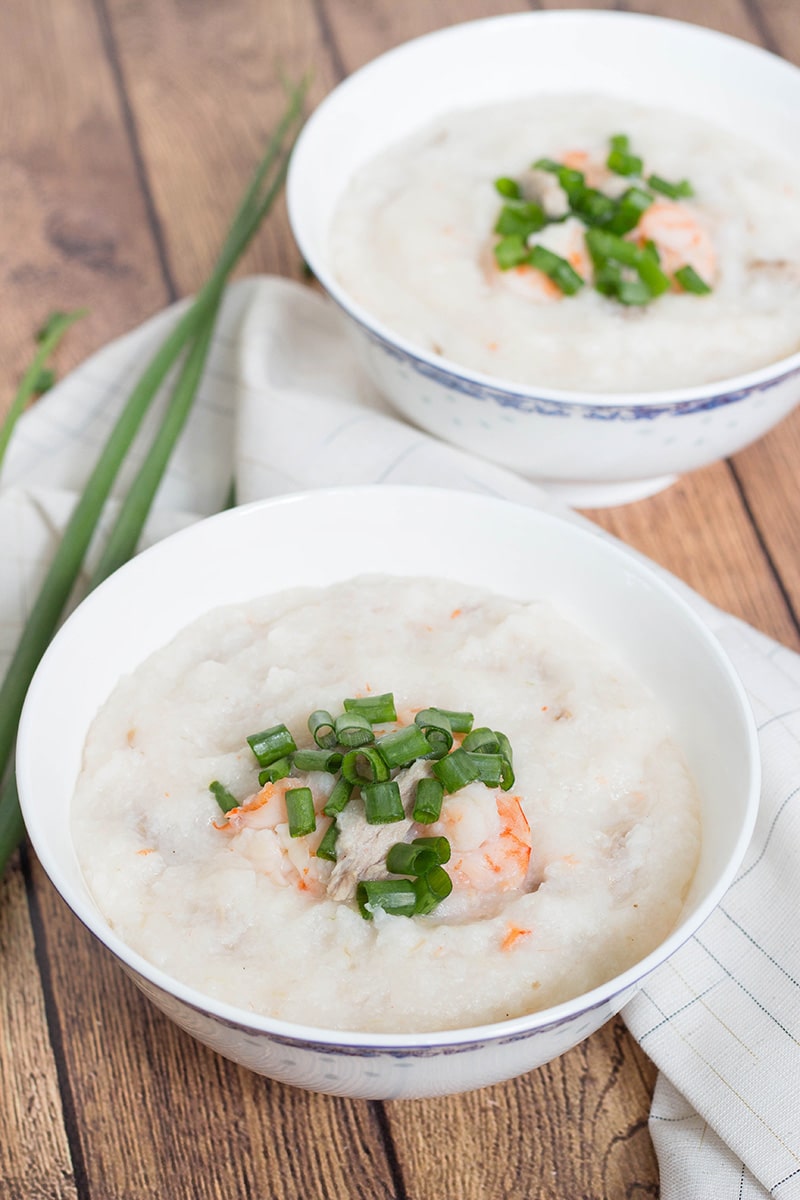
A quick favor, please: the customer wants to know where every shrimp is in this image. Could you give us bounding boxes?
[422,783,532,918]
[635,199,716,283]
[215,776,334,896]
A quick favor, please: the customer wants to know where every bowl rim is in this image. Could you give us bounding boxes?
[287,8,800,410]
[17,486,762,1051]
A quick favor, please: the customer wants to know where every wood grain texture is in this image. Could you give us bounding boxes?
[1,1,799,1198]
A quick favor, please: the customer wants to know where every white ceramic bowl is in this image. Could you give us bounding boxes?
[17,487,759,1098]
[288,12,800,507]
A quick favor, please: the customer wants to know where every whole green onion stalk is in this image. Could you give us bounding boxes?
[0,78,309,878]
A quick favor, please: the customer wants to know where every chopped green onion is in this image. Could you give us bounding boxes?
[209,780,239,814]
[413,708,453,759]
[585,228,641,268]
[412,777,445,824]
[532,157,563,174]
[258,757,292,785]
[308,709,337,749]
[343,693,397,724]
[410,836,451,865]
[413,866,453,916]
[433,747,481,793]
[494,176,522,199]
[494,233,530,270]
[606,134,643,177]
[285,787,316,838]
[375,724,431,770]
[315,821,339,862]
[385,842,439,877]
[648,174,694,199]
[461,726,500,754]
[341,746,390,785]
[357,879,418,920]
[292,748,343,774]
[247,723,297,767]
[606,187,653,235]
[572,187,617,228]
[528,245,584,296]
[437,709,474,734]
[494,200,547,240]
[334,710,374,747]
[466,752,515,791]
[675,264,712,294]
[636,245,671,297]
[361,780,405,825]
[616,278,654,306]
[322,776,354,818]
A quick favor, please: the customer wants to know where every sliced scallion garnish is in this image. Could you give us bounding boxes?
[385,841,439,877]
[285,787,316,838]
[413,866,453,916]
[494,233,530,270]
[357,879,418,920]
[322,776,354,818]
[209,780,239,814]
[343,693,397,724]
[247,723,297,767]
[410,836,451,865]
[308,709,337,749]
[466,751,515,792]
[412,777,445,824]
[315,821,339,862]
[494,200,547,240]
[341,746,390,785]
[361,779,405,825]
[606,133,643,178]
[433,747,481,793]
[334,710,374,748]
[414,708,453,759]
[292,748,343,774]
[375,724,431,770]
[528,245,585,296]
[675,264,712,294]
[494,176,522,199]
[258,757,292,786]
[438,709,474,734]
[648,174,694,200]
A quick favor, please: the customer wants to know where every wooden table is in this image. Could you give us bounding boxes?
[2,1,798,1196]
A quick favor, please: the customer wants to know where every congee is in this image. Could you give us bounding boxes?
[330,95,800,392]
[71,576,700,1033]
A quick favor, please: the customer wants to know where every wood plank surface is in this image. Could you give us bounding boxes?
[1,0,798,1197]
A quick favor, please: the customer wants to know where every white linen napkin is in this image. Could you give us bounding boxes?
[3,277,799,1197]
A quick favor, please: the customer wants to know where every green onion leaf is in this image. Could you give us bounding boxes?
[411,836,451,865]
[413,866,453,916]
[532,157,563,173]
[315,821,339,862]
[375,724,432,770]
[341,746,390,785]
[433,747,481,793]
[258,757,292,786]
[322,776,354,818]
[437,709,474,734]
[334,710,375,747]
[461,726,500,754]
[247,723,297,767]
[675,264,712,294]
[292,748,343,773]
[357,878,418,920]
[494,176,522,199]
[466,752,515,791]
[285,787,316,838]
[343,693,397,724]
[607,135,644,177]
[361,780,405,825]
[412,777,445,824]
[528,245,585,296]
[209,781,239,814]
[414,708,454,759]
[647,174,694,200]
[385,842,439,877]
[606,187,653,235]
[494,200,547,240]
[493,234,530,270]
[616,278,654,306]
[308,709,337,749]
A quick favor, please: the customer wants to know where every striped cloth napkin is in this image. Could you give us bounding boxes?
[3,278,799,1197]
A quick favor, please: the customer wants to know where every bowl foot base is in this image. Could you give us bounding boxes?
[538,473,678,509]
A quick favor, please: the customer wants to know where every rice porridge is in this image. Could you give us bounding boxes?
[71,576,700,1033]
[330,95,800,392]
